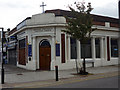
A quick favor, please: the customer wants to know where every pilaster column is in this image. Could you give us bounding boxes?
[100,37,104,66]
[100,37,104,59]
[51,36,55,62]
[31,36,37,70]
[104,37,107,60]
[51,36,56,70]
[67,35,71,61]
[77,40,82,68]
[33,37,36,62]
[92,37,96,60]
[77,40,80,60]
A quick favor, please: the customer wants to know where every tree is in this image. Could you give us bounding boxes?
[65,2,95,74]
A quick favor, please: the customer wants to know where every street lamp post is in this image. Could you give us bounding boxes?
[0,27,4,84]
[118,0,120,62]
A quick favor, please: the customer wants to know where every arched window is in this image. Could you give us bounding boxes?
[40,40,51,47]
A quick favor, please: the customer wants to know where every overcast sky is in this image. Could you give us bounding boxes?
[0,0,119,30]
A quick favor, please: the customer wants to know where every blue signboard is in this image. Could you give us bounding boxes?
[28,45,32,56]
[56,44,60,56]
[114,48,118,51]
[10,36,15,39]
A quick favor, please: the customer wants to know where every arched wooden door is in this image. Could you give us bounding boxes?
[39,40,51,70]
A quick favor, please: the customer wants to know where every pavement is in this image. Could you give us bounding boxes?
[0,64,119,88]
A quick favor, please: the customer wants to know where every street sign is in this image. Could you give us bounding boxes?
[28,45,32,56]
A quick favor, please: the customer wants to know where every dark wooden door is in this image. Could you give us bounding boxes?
[19,48,26,65]
[18,39,26,65]
[39,47,51,70]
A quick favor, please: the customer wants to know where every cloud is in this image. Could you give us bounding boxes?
[0,1,31,9]
[91,1,118,18]
[0,0,118,30]
[0,0,38,30]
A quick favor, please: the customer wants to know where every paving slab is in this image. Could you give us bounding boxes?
[0,64,119,84]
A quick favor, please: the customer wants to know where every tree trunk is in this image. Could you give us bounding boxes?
[83,44,86,73]
[75,59,79,74]
[81,43,88,75]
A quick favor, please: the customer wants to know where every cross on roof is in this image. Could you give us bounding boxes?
[40,2,46,13]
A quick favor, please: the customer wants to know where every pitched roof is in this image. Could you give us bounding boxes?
[45,9,119,27]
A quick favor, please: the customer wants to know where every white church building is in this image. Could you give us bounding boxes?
[7,9,119,70]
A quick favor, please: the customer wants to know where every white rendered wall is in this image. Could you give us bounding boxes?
[16,13,119,70]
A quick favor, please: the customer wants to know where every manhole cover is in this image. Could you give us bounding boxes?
[17,73,23,75]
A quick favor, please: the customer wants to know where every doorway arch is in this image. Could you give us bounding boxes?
[39,40,51,70]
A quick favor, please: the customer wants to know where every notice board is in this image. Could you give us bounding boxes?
[28,45,32,56]
[56,44,60,56]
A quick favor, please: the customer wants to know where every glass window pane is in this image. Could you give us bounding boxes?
[111,38,118,57]
[70,37,77,59]
[95,38,100,58]
[40,41,51,47]
[81,38,92,58]
[19,39,25,48]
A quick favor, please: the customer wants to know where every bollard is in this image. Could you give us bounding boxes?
[1,68,4,84]
[55,66,58,81]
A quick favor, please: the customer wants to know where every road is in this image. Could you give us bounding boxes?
[43,76,119,88]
